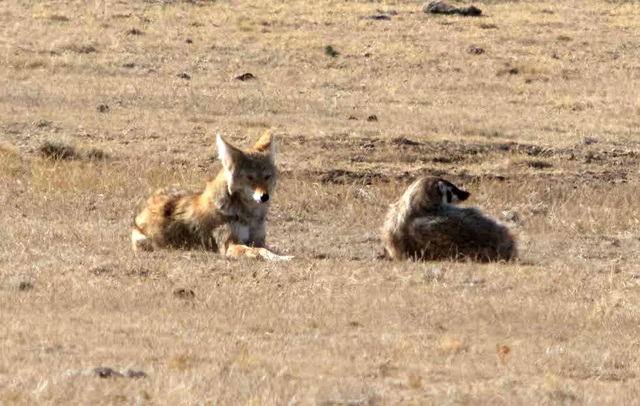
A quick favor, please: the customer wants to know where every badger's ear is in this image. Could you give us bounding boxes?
[437,180,470,204]
[216,134,242,171]
[451,187,470,202]
[253,130,276,162]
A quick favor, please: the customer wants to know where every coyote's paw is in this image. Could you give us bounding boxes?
[272,254,294,261]
[260,248,293,261]
[132,228,154,252]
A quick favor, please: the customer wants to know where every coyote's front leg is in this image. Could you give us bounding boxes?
[226,243,293,261]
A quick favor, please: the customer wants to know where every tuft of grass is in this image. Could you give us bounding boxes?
[38,142,79,161]
[438,334,468,355]
[479,130,504,139]
[526,159,553,169]
[325,45,339,57]
[407,373,422,389]
[38,142,109,162]
[167,354,193,371]
[60,42,98,54]
[48,14,70,22]
[0,146,23,177]
[86,148,109,161]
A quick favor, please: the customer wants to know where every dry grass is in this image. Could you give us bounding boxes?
[1,0,640,404]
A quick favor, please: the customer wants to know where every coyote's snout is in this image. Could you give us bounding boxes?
[131,131,291,261]
[252,186,269,203]
[383,176,517,262]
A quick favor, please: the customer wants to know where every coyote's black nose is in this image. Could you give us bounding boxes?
[260,193,269,203]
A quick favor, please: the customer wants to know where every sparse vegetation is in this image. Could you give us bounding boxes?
[1,0,639,404]
[324,45,339,57]
[85,148,109,161]
[38,141,79,161]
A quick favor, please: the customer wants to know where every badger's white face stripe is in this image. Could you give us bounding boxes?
[437,181,451,204]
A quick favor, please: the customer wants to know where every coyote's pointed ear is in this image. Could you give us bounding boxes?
[253,130,276,162]
[216,134,242,170]
[216,135,242,194]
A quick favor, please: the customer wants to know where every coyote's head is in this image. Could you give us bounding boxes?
[216,131,277,204]
[403,176,470,210]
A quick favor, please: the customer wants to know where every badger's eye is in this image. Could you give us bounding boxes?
[264,174,272,180]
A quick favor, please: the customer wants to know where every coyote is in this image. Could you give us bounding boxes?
[131,131,291,261]
[383,176,517,262]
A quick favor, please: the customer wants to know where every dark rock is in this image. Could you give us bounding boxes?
[94,367,123,378]
[126,369,148,379]
[325,45,339,57]
[235,73,256,81]
[18,281,34,291]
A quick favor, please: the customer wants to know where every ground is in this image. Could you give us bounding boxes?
[1,0,640,404]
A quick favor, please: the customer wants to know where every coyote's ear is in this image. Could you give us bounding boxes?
[253,130,276,162]
[216,135,242,194]
[216,134,242,170]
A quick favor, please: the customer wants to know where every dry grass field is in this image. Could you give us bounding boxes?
[2,0,640,404]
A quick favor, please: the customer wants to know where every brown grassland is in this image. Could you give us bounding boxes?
[1,0,640,404]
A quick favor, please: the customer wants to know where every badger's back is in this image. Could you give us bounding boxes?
[407,205,516,261]
[383,197,517,262]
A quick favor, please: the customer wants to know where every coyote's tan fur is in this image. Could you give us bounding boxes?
[383,176,517,262]
[131,131,291,261]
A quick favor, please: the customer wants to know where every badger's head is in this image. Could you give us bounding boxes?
[403,176,470,210]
